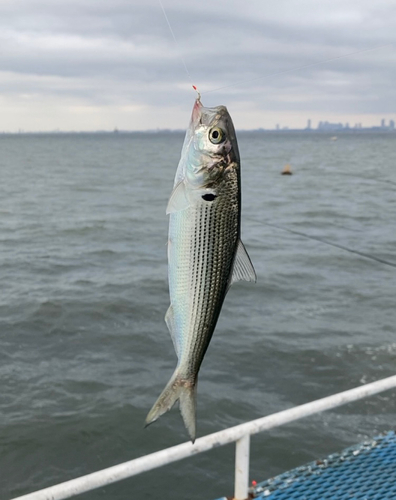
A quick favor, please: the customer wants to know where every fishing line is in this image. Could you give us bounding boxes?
[156,5,395,268]
[250,219,396,269]
[158,0,194,86]
[332,171,396,188]
[202,43,394,95]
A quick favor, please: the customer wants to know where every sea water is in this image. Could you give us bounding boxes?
[1,131,396,499]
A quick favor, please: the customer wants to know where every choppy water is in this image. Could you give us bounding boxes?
[1,131,396,499]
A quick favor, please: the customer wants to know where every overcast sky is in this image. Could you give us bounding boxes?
[0,0,395,131]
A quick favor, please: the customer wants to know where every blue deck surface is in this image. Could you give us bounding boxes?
[216,431,396,500]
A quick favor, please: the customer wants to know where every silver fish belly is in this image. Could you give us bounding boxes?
[145,98,256,442]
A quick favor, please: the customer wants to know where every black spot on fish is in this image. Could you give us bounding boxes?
[202,193,217,202]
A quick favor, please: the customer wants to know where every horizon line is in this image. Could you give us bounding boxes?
[1,127,395,135]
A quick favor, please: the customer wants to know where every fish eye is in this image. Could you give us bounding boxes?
[209,127,225,144]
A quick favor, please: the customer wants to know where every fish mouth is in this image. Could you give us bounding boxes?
[191,99,229,131]
[191,98,203,127]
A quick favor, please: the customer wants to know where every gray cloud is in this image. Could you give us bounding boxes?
[0,0,395,130]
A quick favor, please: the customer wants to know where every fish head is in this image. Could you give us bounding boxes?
[190,100,240,184]
[175,99,240,189]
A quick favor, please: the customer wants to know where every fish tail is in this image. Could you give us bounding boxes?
[145,369,197,442]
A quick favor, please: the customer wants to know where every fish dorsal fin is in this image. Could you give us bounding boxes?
[230,239,257,286]
[165,304,180,358]
[166,181,189,214]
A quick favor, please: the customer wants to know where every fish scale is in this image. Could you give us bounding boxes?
[177,189,239,373]
[145,98,256,442]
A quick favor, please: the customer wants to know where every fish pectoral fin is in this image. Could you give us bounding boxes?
[230,239,257,286]
[165,304,180,357]
[166,181,190,214]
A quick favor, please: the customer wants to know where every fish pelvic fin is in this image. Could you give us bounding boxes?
[145,369,197,443]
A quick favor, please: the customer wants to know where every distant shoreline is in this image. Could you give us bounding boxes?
[1,128,396,135]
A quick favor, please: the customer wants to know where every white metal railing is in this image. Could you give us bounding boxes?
[10,374,396,500]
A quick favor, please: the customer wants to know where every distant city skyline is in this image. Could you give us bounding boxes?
[307,117,395,131]
[2,113,396,135]
[3,115,396,134]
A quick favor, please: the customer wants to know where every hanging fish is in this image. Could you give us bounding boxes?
[145,97,256,442]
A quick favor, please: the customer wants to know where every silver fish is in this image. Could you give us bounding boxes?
[145,98,256,442]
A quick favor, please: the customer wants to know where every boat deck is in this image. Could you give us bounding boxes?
[216,431,396,500]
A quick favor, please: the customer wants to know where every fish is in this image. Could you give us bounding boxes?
[145,97,256,442]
